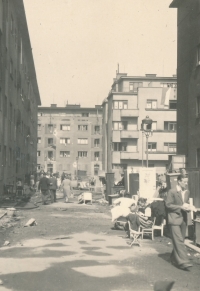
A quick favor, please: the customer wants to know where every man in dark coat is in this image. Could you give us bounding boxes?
[165,175,192,270]
[38,172,50,205]
[49,173,57,203]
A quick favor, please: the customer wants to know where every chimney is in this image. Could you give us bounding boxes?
[51,104,57,107]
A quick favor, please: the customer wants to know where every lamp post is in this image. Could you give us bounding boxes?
[141,116,153,168]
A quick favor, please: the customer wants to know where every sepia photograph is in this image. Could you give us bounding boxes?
[0,0,200,290]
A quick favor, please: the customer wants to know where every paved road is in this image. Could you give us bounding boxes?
[0,199,199,291]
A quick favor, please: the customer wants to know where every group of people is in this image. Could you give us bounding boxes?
[38,172,72,204]
[117,174,193,271]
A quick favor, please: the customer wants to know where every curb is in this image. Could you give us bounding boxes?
[185,239,200,253]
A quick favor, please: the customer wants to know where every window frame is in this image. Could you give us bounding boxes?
[60,151,70,158]
[164,142,176,152]
[60,124,70,131]
[78,151,88,158]
[169,100,177,110]
[77,138,88,145]
[148,142,157,152]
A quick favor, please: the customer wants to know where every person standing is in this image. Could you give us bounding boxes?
[38,172,50,205]
[165,175,192,270]
[49,173,57,203]
[61,176,71,203]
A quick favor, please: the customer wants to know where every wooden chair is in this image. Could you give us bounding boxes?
[141,217,165,240]
[141,217,156,240]
[128,221,142,247]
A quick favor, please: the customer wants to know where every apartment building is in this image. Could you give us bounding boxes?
[170,0,200,168]
[0,0,41,194]
[37,104,102,177]
[102,72,177,175]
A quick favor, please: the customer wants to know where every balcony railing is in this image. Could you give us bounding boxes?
[120,152,139,160]
[121,109,139,117]
[120,130,139,139]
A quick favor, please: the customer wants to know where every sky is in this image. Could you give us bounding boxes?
[23,0,177,108]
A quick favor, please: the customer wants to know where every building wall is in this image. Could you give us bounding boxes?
[37,106,102,177]
[172,0,200,167]
[102,74,177,175]
[0,0,40,194]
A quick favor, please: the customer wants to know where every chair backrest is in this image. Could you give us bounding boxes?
[128,220,140,232]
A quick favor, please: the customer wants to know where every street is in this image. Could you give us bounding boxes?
[0,194,200,291]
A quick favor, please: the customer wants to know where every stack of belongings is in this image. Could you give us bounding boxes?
[111,198,136,229]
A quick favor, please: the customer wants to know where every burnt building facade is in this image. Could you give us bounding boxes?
[0,0,41,193]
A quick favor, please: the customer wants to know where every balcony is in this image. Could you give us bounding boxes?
[120,130,139,139]
[121,109,139,117]
[120,152,139,160]
[147,151,176,161]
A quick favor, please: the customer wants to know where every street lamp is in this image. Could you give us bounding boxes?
[141,116,153,168]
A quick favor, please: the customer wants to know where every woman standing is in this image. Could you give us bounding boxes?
[61,176,71,203]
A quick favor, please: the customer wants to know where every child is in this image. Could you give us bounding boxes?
[125,204,140,238]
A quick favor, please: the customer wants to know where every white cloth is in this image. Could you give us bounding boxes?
[113,197,135,208]
[111,206,130,222]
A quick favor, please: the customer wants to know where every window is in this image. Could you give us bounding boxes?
[47,164,53,174]
[4,96,7,117]
[94,152,100,161]
[148,143,157,152]
[94,139,100,147]
[78,151,88,157]
[37,164,41,171]
[78,138,88,144]
[82,113,89,117]
[129,82,143,92]
[38,124,41,131]
[48,124,53,133]
[94,125,100,134]
[60,151,70,158]
[169,101,177,109]
[164,122,177,131]
[78,125,88,131]
[94,164,99,176]
[164,143,176,152]
[37,137,41,144]
[113,122,127,130]
[197,45,200,65]
[10,15,13,33]
[113,101,128,109]
[113,142,127,151]
[48,138,53,145]
[60,138,70,144]
[161,83,177,88]
[9,148,11,166]
[37,151,41,157]
[60,124,70,131]
[146,100,157,109]
[9,102,12,121]
[9,59,13,78]
[48,151,53,159]
[197,96,200,116]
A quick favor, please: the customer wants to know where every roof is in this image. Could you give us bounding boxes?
[169,0,182,8]
[38,106,102,112]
